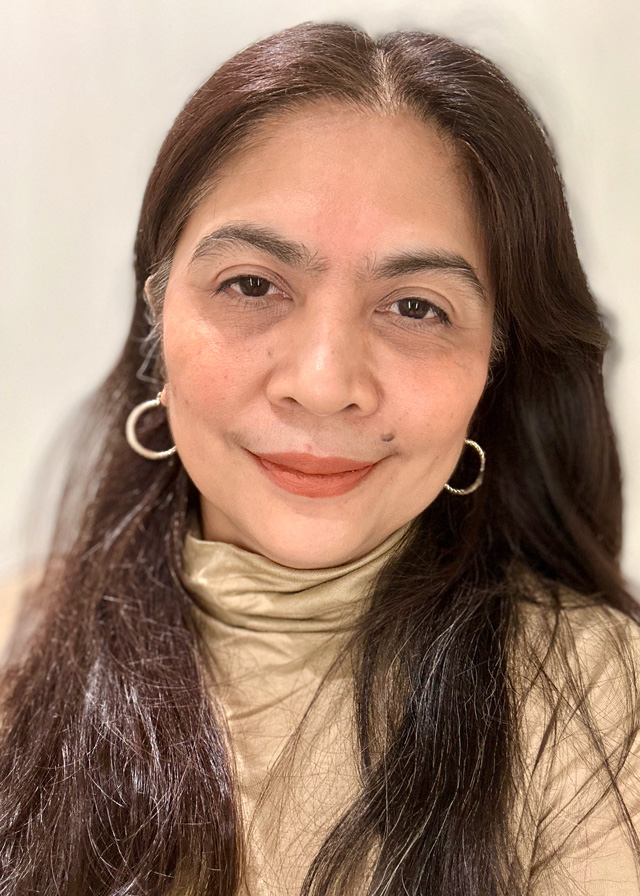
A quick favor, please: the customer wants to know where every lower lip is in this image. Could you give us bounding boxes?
[247,451,378,498]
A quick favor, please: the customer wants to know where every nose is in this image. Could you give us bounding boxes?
[264,304,380,417]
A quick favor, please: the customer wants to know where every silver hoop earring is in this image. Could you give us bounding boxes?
[125,392,176,460]
[444,439,485,496]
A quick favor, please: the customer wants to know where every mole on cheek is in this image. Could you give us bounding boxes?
[381,432,395,442]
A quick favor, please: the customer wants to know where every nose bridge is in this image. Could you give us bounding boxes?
[266,294,379,416]
[305,302,359,372]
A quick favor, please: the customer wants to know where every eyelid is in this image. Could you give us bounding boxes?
[388,298,439,314]
[215,268,452,322]
[382,302,450,329]
[216,268,291,297]
[383,280,453,306]
[379,291,450,321]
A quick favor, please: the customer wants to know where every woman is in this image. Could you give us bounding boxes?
[1,21,639,896]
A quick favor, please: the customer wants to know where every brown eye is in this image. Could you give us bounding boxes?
[379,296,450,328]
[396,298,434,319]
[236,276,271,297]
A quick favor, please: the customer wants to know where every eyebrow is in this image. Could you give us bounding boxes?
[189,222,487,302]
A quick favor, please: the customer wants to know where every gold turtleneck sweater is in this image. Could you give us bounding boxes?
[182,525,640,896]
[183,523,411,896]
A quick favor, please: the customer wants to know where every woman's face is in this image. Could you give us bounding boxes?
[161,104,494,568]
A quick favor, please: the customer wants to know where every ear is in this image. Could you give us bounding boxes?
[143,257,173,325]
[143,275,160,324]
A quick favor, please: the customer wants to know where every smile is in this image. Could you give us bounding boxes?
[245,450,380,498]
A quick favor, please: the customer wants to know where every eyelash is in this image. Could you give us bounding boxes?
[215,275,451,327]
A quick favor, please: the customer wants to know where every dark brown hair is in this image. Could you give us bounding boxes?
[1,22,638,896]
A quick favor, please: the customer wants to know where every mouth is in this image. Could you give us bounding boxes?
[245,450,381,498]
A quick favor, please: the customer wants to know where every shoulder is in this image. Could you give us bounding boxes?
[0,567,41,661]
[507,571,640,805]
[508,576,640,886]
[510,572,640,694]
[509,586,640,755]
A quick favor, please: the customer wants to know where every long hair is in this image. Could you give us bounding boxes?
[1,23,637,896]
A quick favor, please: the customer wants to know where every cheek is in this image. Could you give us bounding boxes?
[161,303,250,436]
[390,352,488,449]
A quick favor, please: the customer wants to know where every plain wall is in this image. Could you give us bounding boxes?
[1,0,639,584]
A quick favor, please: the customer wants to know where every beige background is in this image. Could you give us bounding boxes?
[1,0,639,589]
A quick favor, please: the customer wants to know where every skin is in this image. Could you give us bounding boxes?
[160,103,494,569]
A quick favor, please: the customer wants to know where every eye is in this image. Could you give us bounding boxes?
[220,275,275,298]
[383,297,450,325]
[395,298,434,319]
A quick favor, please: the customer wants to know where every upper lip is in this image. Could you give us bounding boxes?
[252,451,379,474]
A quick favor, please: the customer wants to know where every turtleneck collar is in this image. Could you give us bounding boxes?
[182,521,413,634]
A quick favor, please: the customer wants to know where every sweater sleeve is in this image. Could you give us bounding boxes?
[520,603,640,896]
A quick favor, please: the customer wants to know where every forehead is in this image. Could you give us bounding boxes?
[173,102,485,283]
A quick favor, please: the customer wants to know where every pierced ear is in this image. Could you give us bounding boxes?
[143,276,160,324]
[142,257,173,325]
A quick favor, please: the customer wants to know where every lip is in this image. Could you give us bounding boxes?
[246,450,381,498]
[255,452,377,474]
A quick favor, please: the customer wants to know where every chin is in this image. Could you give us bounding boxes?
[199,482,415,569]
[227,510,378,570]
[250,524,369,570]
